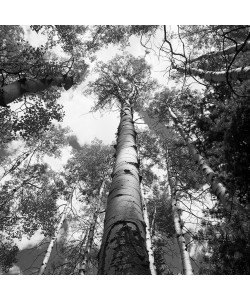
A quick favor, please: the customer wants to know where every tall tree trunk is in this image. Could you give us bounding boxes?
[38,199,71,275]
[171,192,193,274]
[189,41,250,64]
[141,186,157,275]
[168,107,245,213]
[163,147,193,275]
[78,180,106,275]
[0,75,73,107]
[98,100,150,275]
[167,177,193,275]
[173,65,250,82]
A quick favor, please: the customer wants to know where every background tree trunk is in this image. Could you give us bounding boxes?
[189,40,250,64]
[0,75,73,107]
[169,108,228,203]
[78,180,106,275]
[167,177,193,275]
[141,186,157,275]
[38,199,71,275]
[174,65,250,82]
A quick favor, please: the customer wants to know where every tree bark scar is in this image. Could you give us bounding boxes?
[99,221,150,275]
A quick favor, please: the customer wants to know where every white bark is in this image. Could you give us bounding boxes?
[189,41,250,64]
[98,100,150,274]
[168,107,246,214]
[174,65,250,82]
[139,108,193,274]
[163,150,193,275]
[38,200,70,275]
[141,186,157,275]
[78,180,106,275]
[168,182,193,275]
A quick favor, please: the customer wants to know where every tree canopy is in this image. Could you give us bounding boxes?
[1,25,250,276]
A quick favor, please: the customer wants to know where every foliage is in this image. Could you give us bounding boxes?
[86,53,157,111]
[64,139,113,198]
[0,235,19,273]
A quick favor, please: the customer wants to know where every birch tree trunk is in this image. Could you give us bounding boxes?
[174,65,250,82]
[189,41,250,64]
[141,186,157,275]
[0,75,73,107]
[38,199,70,275]
[98,100,150,275]
[78,180,106,275]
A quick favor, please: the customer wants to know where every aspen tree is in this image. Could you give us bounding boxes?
[87,54,155,274]
[98,99,150,274]
[141,186,157,275]
[173,65,250,82]
[0,75,73,107]
[188,40,250,64]
[165,162,193,275]
[168,107,246,213]
[78,180,106,275]
[38,193,72,275]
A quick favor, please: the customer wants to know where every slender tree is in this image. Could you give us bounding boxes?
[165,156,193,275]
[87,54,156,274]
[78,180,106,275]
[168,107,247,214]
[141,187,157,275]
[38,191,72,275]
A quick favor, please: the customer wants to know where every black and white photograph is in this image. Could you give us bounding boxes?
[0,3,249,299]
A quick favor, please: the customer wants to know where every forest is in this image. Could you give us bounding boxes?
[0,25,250,275]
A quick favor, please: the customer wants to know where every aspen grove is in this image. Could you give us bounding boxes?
[0,25,250,275]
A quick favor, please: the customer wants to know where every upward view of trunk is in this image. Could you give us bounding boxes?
[174,65,250,82]
[78,180,106,275]
[167,175,193,275]
[168,107,245,213]
[0,74,73,107]
[189,40,250,64]
[98,100,150,275]
[141,186,157,275]
[163,147,193,275]
[38,199,71,275]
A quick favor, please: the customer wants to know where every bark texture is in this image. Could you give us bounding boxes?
[78,180,106,275]
[0,75,73,107]
[38,200,70,275]
[189,41,250,64]
[98,100,150,275]
[174,65,250,82]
